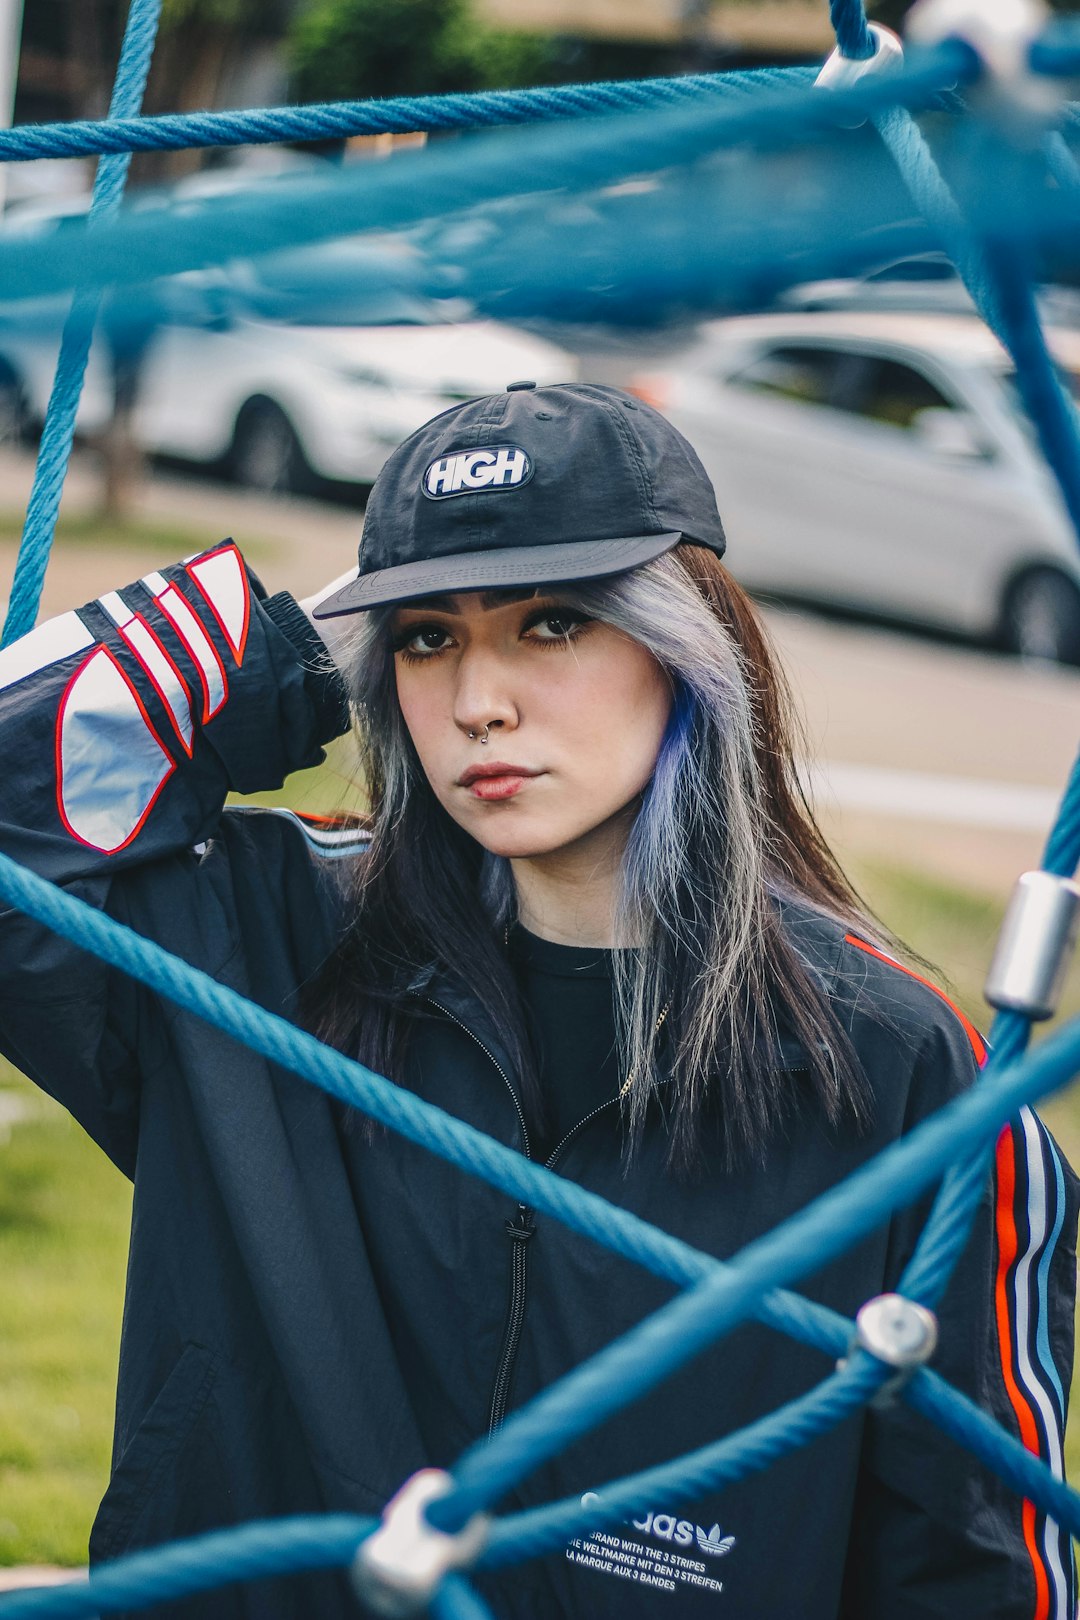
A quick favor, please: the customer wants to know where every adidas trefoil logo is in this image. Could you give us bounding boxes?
[695,1524,736,1558]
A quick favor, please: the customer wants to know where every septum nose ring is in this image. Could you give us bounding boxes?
[467,725,491,745]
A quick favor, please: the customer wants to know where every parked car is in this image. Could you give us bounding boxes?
[632,311,1080,664]
[132,301,577,493]
[781,254,1080,329]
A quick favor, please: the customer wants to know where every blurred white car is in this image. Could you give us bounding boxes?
[634,311,1080,664]
[133,310,577,493]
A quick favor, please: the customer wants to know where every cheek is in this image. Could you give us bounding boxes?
[394,669,448,786]
[556,641,672,804]
[609,675,669,782]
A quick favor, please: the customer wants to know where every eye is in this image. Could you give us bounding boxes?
[392,623,453,660]
[523,608,592,643]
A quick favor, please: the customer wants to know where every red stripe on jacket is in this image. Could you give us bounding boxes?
[995,1123,1052,1620]
[846,933,1053,1615]
[843,934,988,1066]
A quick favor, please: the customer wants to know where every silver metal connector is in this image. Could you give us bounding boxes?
[814,24,904,128]
[841,1293,939,1406]
[906,0,1058,121]
[352,1469,490,1617]
[985,870,1080,1021]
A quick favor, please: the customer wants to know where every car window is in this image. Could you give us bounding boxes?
[726,345,850,408]
[855,357,955,428]
[726,343,967,436]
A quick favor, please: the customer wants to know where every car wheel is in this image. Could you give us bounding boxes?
[230,399,310,495]
[1003,567,1080,666]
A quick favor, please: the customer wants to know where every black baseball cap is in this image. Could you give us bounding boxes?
[312,381,726,618]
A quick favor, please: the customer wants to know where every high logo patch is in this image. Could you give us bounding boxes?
[422,445,532,499]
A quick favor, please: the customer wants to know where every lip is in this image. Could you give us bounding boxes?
[458,762,540,788]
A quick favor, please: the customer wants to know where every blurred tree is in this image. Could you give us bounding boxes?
[148,0,291,157]
[14,0,296,507]
[288,0,559,102]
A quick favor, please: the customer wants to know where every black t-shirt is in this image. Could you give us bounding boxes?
[507,923,623,1164]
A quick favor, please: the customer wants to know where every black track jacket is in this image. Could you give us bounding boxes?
[0,543,1076,1619]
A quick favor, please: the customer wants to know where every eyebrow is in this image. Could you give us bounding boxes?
[394,589,541,614]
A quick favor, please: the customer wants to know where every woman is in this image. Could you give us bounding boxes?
[0,382,1074,1619]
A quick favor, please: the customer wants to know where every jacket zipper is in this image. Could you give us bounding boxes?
[483,1062,816,1431]
[424,998,536,1435]
[427,994,810,1434]
[490,1095,626,1433]
[425,997,530,1152]
[489,1066,815,1425]
[488,1202,534,1432]
[486,1106,617,1434]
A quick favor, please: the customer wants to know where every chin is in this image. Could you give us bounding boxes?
[474,834,567,860]
[466,817,583,861]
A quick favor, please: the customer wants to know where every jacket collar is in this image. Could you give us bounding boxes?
[405,960,524,1092]
[403,895,852,1088]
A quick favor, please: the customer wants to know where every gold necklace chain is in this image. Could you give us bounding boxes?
[503,923,669,1101]
[618,1002,670,1099]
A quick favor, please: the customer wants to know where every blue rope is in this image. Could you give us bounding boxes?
[905,1373,1080,1536]
[829,0,874,61]
[4,13,1080,1616]
[1045,129,1080,202]
[803,25,1080,1430]
[481,1349,1080,1565]
[1030,17,1080,77]
[1,838,1079,1551]
[0,71,811,162]
[0,848,844,1364]
[0,44,975,309]
[861,93,1080,1322]
[428,1009,1080,1535]
[0,1517,374,1618]
[1045,752,1080,878]
[981,234,1080,544]
[0,0,164,649]
[481,1359,887,1567]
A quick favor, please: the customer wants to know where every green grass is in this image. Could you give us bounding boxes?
[1,840,1079,1565]
[0,509,281,563]
[0,1080,130,1565]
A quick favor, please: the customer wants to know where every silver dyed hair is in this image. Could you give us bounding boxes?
[342,551,780,1149]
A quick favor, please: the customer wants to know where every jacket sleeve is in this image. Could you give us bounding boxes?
[0,540,349,1169]
[841,1011,1079,1619]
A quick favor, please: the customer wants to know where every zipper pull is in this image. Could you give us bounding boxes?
[505,1205,534,1243]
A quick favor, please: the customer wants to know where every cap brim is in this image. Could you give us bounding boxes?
[311,533,684,618]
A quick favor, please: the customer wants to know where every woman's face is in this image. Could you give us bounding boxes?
[391,590,672,861]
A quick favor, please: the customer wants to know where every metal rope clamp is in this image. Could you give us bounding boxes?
[985,870,1080,1020]
[906,0,1059,123]
[352,1469,490,1617]
[815,23,905,128]
[841,1293,939,1407]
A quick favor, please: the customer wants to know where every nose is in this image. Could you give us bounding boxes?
[452,645,519,742]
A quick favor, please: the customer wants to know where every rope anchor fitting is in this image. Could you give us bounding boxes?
[352,1469,490,1617]
[841,1293,939,1406]
[985,869,1080,1021]
[814,24,904,128]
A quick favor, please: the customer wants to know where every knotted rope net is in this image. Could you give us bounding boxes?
[3,1,1080,1614]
